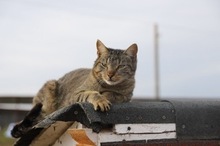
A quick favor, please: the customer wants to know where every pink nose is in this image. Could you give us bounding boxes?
[107,71,115,78]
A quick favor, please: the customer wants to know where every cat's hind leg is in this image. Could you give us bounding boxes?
[41,80,58,115]
[11,103,43,138]
[11,80,58,138]
[33,79,58,117]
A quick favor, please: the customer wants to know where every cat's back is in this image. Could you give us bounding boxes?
[57,68,91,96]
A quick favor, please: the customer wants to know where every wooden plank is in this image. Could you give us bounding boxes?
[67,128,176,146]
[114,123,176,134]
[98,130,176,144]
[0,103,32,110]
[31,121,74,146]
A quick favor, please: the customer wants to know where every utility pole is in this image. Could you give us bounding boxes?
[154,23,160,100]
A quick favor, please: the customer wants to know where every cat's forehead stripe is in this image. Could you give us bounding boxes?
[107,48,124,55]
[107,56,120,64]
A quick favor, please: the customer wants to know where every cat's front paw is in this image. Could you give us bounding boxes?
[11,122,29,138]
[92,98,111,112]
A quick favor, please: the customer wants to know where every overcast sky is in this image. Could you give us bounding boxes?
[0,0,220,99]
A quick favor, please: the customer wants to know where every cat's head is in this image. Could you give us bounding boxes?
[93,40,138,86]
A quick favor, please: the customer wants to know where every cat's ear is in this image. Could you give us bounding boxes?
[96,39,108,56]
[125,43,138,57]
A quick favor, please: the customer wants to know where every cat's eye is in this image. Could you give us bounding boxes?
[100,63,107,68]
[118,65,127,68]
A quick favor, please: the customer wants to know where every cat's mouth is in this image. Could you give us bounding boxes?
[104,79,121,86]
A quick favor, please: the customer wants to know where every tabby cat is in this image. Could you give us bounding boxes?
[11,40,138,138]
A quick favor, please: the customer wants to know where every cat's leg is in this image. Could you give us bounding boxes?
[41,80,58,115]
[11,103,43,138]
[11,80,58,138]
[73,91,111,111]
[33,79,58,117]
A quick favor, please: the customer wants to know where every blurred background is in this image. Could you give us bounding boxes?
[0,0,220,145]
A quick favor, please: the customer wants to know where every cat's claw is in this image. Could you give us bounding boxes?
[93,98,111,112]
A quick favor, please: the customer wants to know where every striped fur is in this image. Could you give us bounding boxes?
[11,40,138,138]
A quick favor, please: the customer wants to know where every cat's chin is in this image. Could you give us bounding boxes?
[104,79,121,86]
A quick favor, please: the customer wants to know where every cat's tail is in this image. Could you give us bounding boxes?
[11,103,43,138]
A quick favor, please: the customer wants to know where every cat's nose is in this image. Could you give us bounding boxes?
[107,71,115,78]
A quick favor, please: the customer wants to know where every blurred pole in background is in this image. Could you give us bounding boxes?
[154,23,160,100]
